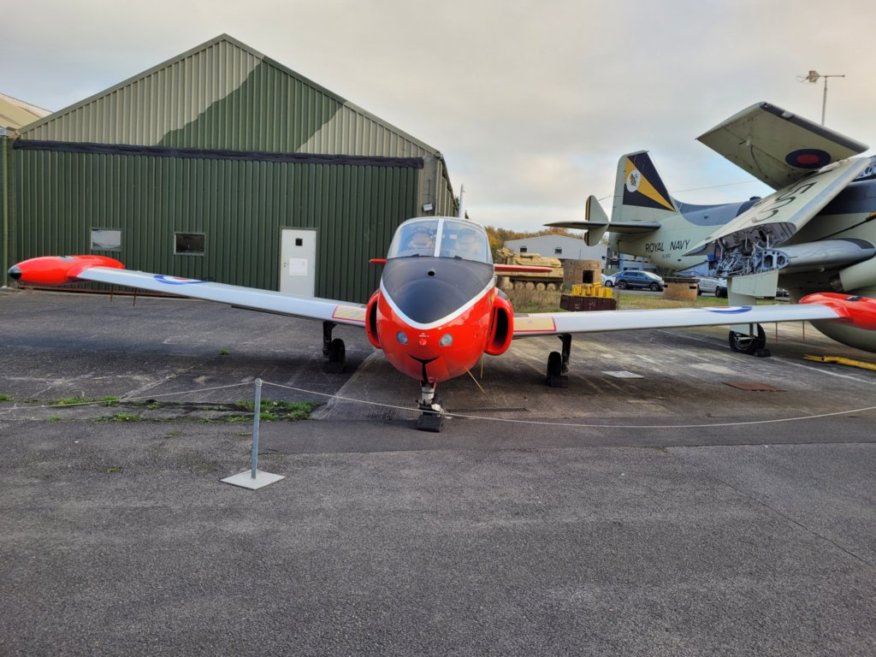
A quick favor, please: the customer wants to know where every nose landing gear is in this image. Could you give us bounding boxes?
[416,381,445,432]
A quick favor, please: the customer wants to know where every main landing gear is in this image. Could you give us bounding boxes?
[728,323,770,357]
[322,321,346,373]
[546,333,572,387]
[416,381,445,432]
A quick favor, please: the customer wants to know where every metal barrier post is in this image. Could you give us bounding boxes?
[221,378,285,490]
[250,379,262,479]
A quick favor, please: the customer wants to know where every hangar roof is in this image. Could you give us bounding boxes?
[17,34,442,159]
[0,92,51,130]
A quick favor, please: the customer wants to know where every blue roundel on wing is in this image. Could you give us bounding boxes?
[154,274,205,285]
[707,306,753,314]
[785,149,831,169]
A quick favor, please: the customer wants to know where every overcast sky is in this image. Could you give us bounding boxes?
[3,0,875,231]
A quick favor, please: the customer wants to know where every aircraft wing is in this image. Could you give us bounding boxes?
[10,256,367,326]
[544,196,622,246]
[698,102,868,189]
[684,156,872,256]
[512,299,858,338]
[545,220,661,235]
[514,304,841,338]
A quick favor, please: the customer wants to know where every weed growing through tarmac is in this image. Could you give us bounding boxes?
[14,396,318,423]
[102,412,143,422]
[50,396,120,407]
[229,399,318,422]
[0,393,10,402]
[52,397,88,407]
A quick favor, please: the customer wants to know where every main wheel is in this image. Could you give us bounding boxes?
[546,351,567,387]
[324,337,346,372]
[617,281,628,289]
[650,283,660,291]
[604,280,614,288]
[728,325,766,355]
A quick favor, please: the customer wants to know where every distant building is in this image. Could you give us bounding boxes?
[0,92,50,133]
[503,235,606,263]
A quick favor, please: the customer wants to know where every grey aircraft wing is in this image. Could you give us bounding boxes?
[697,102,868,189]
[547,195,659,243]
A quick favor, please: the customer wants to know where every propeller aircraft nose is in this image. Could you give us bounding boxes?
[8,265,22,280]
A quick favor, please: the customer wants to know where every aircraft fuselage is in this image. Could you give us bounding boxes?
[363,218,514,386]
[372,257,498,383]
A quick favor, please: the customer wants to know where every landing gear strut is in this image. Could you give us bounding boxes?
[729,323,770,357]
[322,321,346,372]
[546,333,572,387]
[416,381,445,432]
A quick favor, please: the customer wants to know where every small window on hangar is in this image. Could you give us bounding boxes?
[175,232,206,255]
[91,228,122,251]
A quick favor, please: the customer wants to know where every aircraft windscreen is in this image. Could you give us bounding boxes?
[439,220,491,264]
[387,219,491,264]
[387,220,440,258]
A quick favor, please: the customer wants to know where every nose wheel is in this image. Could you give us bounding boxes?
[416,382,445,432]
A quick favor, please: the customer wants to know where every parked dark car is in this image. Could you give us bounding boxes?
[612,270,664,291]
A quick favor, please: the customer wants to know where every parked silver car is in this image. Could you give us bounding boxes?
[696,276,726,296]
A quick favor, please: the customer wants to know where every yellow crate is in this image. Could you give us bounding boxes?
[568,283,613,299]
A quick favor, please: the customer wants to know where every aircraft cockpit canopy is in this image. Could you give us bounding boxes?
[387,218,492,264]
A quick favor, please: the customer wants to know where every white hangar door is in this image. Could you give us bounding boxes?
[280,229,317,297]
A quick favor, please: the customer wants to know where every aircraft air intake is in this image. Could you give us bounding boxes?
[830,255,876,293]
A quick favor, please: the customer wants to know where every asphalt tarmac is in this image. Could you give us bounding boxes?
[1,289,875,656]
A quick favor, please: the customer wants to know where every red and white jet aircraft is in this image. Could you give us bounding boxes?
[9,216,876,430]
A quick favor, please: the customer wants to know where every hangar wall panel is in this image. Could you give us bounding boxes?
[13,148,418,302]
[1,136,8,277]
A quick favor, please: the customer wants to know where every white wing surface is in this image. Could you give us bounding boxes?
[79,267,367,326]
[512,303,840,338]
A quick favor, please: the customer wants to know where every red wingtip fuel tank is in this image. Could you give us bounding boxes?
[8,255,124,286]
[800,292,876,330]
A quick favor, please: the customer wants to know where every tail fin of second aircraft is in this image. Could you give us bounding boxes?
[612,151,680,223]
[582,195,609,246]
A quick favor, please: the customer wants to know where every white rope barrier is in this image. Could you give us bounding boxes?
[1,377,875,430]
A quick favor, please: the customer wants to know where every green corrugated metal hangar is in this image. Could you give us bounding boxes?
[1,34,457,302]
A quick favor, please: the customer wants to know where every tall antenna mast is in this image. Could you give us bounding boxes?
[800,70,845,125]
